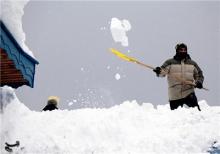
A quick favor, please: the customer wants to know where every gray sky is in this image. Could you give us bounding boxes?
[16,1,220,110]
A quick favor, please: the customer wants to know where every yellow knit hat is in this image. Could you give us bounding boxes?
[47,96,60,106]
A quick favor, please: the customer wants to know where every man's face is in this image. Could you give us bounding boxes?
[176,47,187,59]
[178,47,187,53]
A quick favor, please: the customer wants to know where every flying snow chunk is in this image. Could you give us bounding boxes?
[100,27,106,30]
[107,66,111,69]
[115,73,121,80]
[110,18,131,47]
[68,102,73,106]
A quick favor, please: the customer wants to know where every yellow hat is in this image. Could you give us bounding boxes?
[47,96,60,106]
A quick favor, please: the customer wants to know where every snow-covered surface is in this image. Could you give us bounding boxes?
[1,86,220,154]
[110,18,131,47]
[1,0,35,58]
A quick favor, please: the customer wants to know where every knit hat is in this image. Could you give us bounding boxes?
[47,96,59,106]
[175,43,187,52]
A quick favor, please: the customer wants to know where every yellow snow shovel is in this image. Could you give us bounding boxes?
[110,48,155,70]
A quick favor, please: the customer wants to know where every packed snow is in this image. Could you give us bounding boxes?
[1,0,35,58]
[110,18,131,47]
[1,86,220,154]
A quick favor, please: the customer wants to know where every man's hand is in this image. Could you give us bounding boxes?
[195,81,203,89]
[153,67,161,76]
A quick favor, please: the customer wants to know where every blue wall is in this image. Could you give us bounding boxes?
[0,21,39,88]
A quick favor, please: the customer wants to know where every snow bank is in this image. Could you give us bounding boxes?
[110,18,131,47]
[1,87,220,154]
[1,0,34,58]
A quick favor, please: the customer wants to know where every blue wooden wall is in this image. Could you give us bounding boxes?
[0,20,39,88]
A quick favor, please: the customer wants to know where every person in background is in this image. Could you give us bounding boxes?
[42,96,59,111]
[153,43,204,111]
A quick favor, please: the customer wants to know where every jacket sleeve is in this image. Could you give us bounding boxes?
[193,62,204,83]
[159,59,171,77]
[42,105,48,111]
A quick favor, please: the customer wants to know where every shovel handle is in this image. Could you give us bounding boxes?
[129,59,209,91]
[135,61,155,70]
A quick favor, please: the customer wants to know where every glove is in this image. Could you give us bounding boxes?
[195,81,203,89]
[153,67,161,76]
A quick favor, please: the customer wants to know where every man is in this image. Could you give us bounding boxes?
[153,43,204,111]
[42,96,59,111]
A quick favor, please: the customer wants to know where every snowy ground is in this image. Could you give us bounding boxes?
[1,87,220,154]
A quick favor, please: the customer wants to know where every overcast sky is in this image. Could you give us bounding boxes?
[15,1,220,111]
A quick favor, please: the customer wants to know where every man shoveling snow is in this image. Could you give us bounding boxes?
[110,43,206,111]
[153,43,204,111]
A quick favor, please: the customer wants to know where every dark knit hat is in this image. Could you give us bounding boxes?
[175,43,187,52]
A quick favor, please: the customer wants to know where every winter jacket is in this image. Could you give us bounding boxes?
[159,54,204,101]
[42,104,58,111]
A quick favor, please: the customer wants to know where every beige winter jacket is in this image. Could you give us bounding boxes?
[159,54,204,101]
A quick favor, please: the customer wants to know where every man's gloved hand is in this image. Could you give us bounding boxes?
[195,81,203,89]
[153,67,161,76]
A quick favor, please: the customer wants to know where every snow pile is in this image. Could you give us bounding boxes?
[110,18,131,47]
[0,86,19,110]
[1,87,220,154]
[1,0,34,58]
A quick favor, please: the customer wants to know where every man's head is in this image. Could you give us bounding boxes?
[175,43,187,52]
[175,43,188,59]
[47,96,59,106]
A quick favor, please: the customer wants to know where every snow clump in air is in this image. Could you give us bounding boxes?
[115,73,121,80]
[110,17,131,47]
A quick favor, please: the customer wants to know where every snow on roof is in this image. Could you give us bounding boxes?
[1,86,220,153]
[1,0,35,58]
